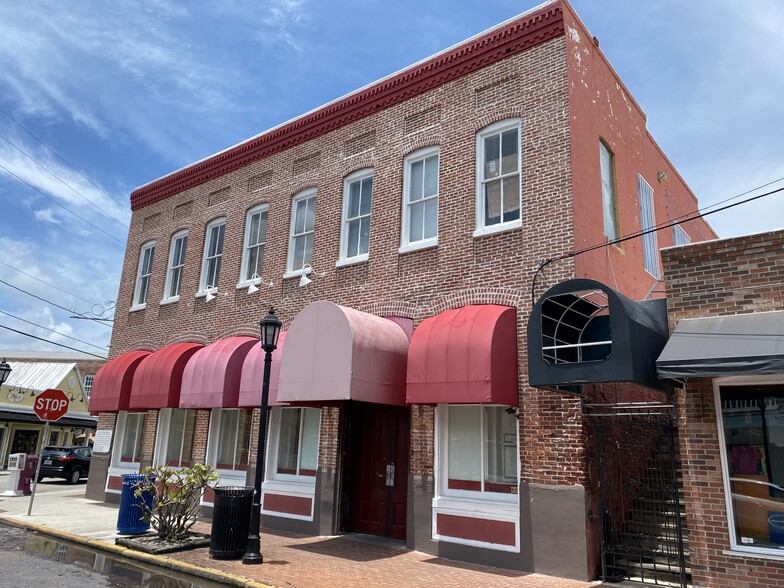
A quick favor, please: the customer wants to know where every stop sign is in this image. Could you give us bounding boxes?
[34,388,70,422]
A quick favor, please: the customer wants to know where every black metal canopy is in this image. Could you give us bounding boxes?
[527,279,671,393]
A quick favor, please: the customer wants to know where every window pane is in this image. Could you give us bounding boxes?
[349,181,361,218]
[174,236,187,266]
[142,247,154,274]
[303,233,313,266]
[120,413,144,463]
[347,220,360,258]
[409,201,424,243]
[485,181,501,226]
[300,408,320,476]
[600,143,618,241]
[359,216,371,255]
[170,267,183,297]
[360,177,373,215]
[277,408,301,474]
[248,213,260,247]
[305,197,316,232]
[501,128,519,174]
[448,406,481,491]
[424,198,438,240]
[247,246,260,280]
[484,406,517,493]
[293,235,306,270]
[484,135,500,179]
[138,275,149,305]
[410,160,423,201]
[424,155,438,197]
[502,175,520,222]
[216,410,238,469]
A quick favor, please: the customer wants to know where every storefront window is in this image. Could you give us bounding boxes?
[214,409,251,471]
[162,409,195,468]
[119,412,145,463]
[720,385,784,553]
[446,405,518,495]
[276,407,320,477]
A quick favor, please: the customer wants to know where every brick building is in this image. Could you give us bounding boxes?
[657,229,784,587]
[88,0,715,581]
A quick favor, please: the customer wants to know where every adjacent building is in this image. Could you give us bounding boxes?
[87,0,716,581]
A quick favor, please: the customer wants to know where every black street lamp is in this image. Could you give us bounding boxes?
[0,358,11,387]
[242,307,283,565]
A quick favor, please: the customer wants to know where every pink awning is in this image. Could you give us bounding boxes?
[128,342,204,410]
[278,301,409,406]
[89,350,151,413]
[238,332,287,408]
[179,336,258,409]
[406,305,518,405]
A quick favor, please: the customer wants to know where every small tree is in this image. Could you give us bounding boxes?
[133,463,218,541]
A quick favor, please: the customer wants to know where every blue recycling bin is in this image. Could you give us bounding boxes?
[117,473,154,535]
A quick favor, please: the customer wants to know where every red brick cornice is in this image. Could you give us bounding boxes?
[131,2,564,210]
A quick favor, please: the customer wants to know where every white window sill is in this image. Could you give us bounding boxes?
[336,255,369,268]
[398,239,438,255]
[159,296,180,306]
[262,478,317,495]
[128,303,147,313]
[283,267,312,280]
[195,289,217,299]
[473,219,522,238]
[723,547,784,560]
[433,494,519,515]
[236,279,259,289]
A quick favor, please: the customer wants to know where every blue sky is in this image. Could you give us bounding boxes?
[0,0,782,355]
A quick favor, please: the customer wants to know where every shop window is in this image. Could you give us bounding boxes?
[162,229,188,302]
[475,120,521,236]
[131,241,155,310]
[339,169,373,264]
[440,404,518,497]
[401,147,439,252]
[273,407,320,478]
[719,382,784,555]
[211,409,251,472]
[157,409,195,468]
[118,412,145,464]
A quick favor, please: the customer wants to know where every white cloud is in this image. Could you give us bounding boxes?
[33,208,61,225]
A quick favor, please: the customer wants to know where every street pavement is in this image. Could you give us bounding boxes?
[0,473,605,588]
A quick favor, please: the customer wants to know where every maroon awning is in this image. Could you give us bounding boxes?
[127,342,203,410]
[89,350,151,413]
[278,301,409,406]
[238,332,287,408]
[406,305,518,405]
[179,337,258,409]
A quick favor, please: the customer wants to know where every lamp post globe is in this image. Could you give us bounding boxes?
[0,358,11,387]
[243,307,282,565]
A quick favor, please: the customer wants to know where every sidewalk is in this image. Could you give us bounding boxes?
[0,478,603,588]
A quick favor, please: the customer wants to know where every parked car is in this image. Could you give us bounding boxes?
[38,446,92,484]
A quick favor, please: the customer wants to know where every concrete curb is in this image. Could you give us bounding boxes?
[0,517,274,588]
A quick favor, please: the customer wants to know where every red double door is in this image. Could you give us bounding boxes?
[347,403,410,540]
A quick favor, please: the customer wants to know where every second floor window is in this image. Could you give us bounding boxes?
[199,218,226,293]
[673,223,691,246]
[288,189,316,273]
[402,147,439,250]
[340,170,373,263]
[241,205,268,282]
[133,241,155,307]
[638,175,659,277]
[600,141,619,241]
[163,230,188,300]
[476,120,521,233]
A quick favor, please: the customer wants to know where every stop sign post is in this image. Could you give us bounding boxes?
[28,388,71,516]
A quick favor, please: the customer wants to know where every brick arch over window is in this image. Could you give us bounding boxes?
[359,300,423,321]
[164,332,209,346]
[203,208,230,220]
[340,156,375,179]
[399,134,442,158]
[430,288,523,315]
[217,324,261,340]
[115,342,157,356]
[474,107,525,133]
[288,183,318,200]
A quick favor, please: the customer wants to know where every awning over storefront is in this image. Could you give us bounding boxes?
[128,342,204,410]
[406,305,518,405]
[0,409,97,428]
[238,332,286,408]
[278,301,409,406]
[179,337,258,409]
[657,311,784,379]
[90,350,151,413]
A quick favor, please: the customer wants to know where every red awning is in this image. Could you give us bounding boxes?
[179,337,258,409]
[278,301,409,406]
[406,305,518,405]
[89,350,151,413]
[238,332,287,408]
[128,342,204,410]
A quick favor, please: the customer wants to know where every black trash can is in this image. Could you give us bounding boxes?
[209,486,254,560]
[117,473,154,535]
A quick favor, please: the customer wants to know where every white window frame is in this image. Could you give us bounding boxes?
[600,140,619,242]
[400,146,440,253]
[285,189,317,277]
[161,229,188,304]
[672,223,691,247]
[714,375,784,558]
[638,175,660,278]
[83,375,94,398]
[130,240,156,311]
[474,120,522,237]
[432,403,520,552]
[111,411,145,468]
[238,204,269,287]
[338,169,373,266]
[154,408,196,468]
[206,408,251,480]
[197,217,226,296]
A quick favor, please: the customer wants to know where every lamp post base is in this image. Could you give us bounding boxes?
[241,551,264,565]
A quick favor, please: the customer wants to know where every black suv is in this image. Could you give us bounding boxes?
[38,446,92,484]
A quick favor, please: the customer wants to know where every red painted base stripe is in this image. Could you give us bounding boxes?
[107,475,123,491]
[264,493,312,517]
[437,513,516,546]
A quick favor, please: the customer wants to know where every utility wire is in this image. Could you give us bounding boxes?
[0,105,131,212]
[0,324,107,359]
[531,184,784,304]
[0,259,105,308]
[0,132,129,229]
[0,161,125,245]
[0,309,108,351]
[0,278,112,329]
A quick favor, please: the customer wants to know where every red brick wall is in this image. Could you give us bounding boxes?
[662,229,784,587]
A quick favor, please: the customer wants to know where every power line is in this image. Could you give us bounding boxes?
[0,105,131,212]
[0,132,129,229]
[0,161,126,245]
[0,278,112,328]
[531,184,784,304]
[0,323,107,360]
[0,309,109,351]
[0,259,105,308]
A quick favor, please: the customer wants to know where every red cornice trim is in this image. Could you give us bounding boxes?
[131,2,564,210]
